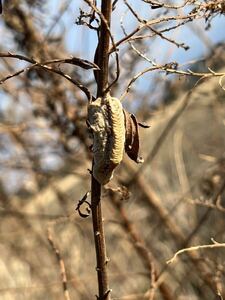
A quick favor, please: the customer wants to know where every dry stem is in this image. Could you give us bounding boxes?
[167,238,225,264]
[90,1,112,299]
[47,228,71,300]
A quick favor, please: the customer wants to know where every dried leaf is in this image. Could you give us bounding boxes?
[123,111,144,163]
[64,57,99,70]
[138,122,151,128]
[151,4,163,9]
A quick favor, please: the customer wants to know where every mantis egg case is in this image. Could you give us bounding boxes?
[87,94,125,185]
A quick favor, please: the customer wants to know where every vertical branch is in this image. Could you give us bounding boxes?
[96,0,112,97]
[91,176,110,299]
[91,1,112,300]
[47,228,71,300]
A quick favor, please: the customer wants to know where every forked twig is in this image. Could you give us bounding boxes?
[0,52,93,100]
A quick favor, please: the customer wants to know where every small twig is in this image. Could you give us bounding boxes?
[113,18,193,47]
[143,0,191,9]
[0,52,93,100]
[120,66,158,101]
[108,188,173,300]
[120,11,157,67]
[167,238,225,264]
[124,0,189,50]
[0,52,99,69]
[0,208,66,221]
[111,12,199,51]
[84,0,120,91]
[186,198,225,213]
[187,177,225,213]
[120,63,225,101]
[47,228,71,300]
[0,65,34,84]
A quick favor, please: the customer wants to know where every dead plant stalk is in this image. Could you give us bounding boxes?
[91,1,112,300]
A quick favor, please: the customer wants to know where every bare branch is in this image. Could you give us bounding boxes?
[47,228,71,300]
[0,52,99,69]
[120,64,225,101]
[112,13,199,51]
[167,238,225,264]
[84,0,120,91]
[0,52,93,100]
[142,0,191,10]
[89,1,112,299]
[123,0,190,50]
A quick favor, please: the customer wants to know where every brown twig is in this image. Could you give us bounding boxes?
[84,0,120,92]
[111,12,199,52]
[47,228,71,300]
[187,177,225,213]
[0,52,99,69]
[120,64,225,101]
[142,0,191,9]
[167,238,225,264]
[90,1,112,299]
[0,52,94,100]
[123,0,189,50]
[109,189,173,300]
[0,209,66,221]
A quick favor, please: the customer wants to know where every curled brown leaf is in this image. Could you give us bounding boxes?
[123,110,147,163]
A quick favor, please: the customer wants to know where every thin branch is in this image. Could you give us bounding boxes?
[143,0,191,9]
[114,18,193,47]
[38,64,92,100]
[84,0,120,91]
[123,0,189,50]
[187,198,225,213]
[0,52,99,69]
[167,238,225,264]
[0,208,66,221]
[120,10,157,67]
[47,228,71,300]
[187,177,225,213]
[108,188,174,300]
[89,1,112,299]
[0,52,93,100]
[111,12,199,51]
[120,63,225,101]
[0,66,33,84]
